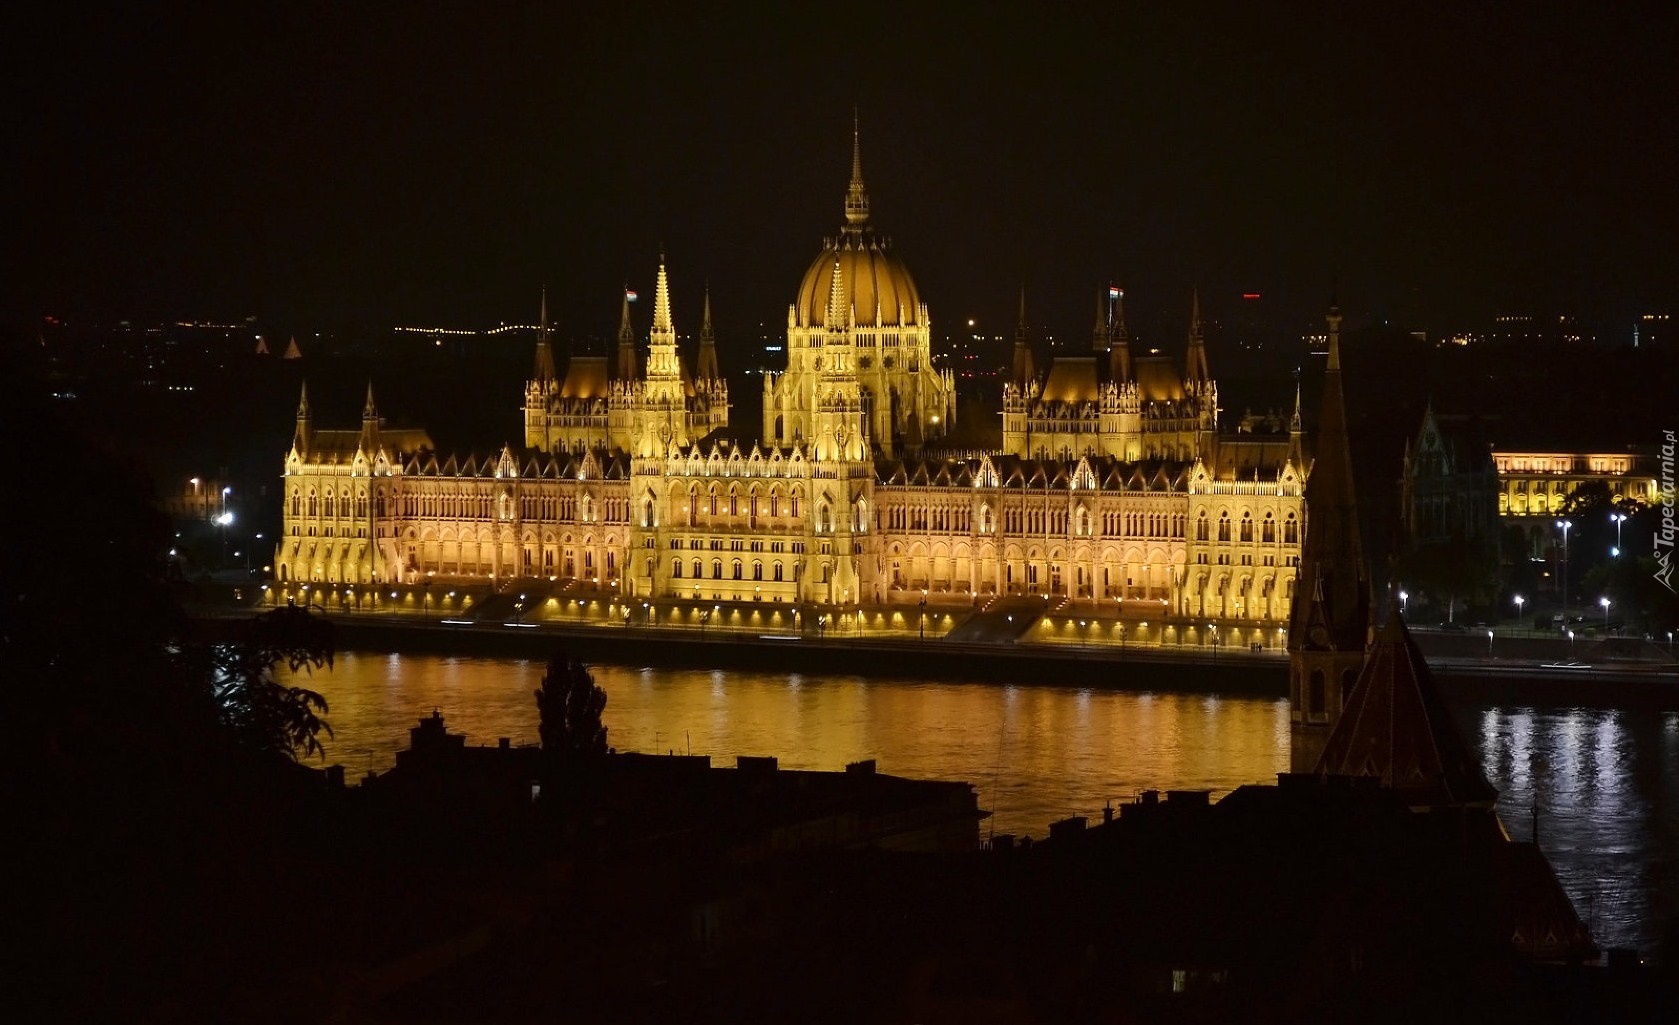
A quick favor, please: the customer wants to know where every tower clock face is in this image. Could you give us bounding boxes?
[1309,625,1329,646]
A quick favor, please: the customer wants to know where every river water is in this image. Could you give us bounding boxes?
[297,651,1678,957]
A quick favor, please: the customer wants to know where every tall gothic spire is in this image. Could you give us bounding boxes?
[826,258,849,328]
[696,285,721,381]
[293,380,312,450]
[652,254,674,340]
[1012,284,1036,387]
[1091,287,1110,352]
[1110,288,1131,383]
[614,283,637,380]
[1287,301,1372,772]
[362,380,379,421]
[843,109,870,231]
[1186,288,1210,385]
[534,286,557,382]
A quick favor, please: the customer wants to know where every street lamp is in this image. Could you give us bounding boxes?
[1600,596,1611,631]
[1556,519,1572,622]
[919,590,927,641]
[1399,590,1408,616]
[1610,512,1626,557]
[1513,594,1525,624]
[1487,629,1495,657]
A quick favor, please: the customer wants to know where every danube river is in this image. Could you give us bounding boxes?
[299,651,1677,957]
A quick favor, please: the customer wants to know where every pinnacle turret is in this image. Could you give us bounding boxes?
[1013,284,1036,387]
[1110,287,1131,383]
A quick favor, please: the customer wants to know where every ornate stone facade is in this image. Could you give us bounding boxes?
[276,123,1308,627]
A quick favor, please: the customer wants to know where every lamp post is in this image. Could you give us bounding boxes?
[1513,594,1525,625]
[1600,596,1611,632]
[920,590,927,641]
[1487,629,1495,657]
[1610,512,1625,557]
[1399,590,1408,617]
[1556,519,1572,623]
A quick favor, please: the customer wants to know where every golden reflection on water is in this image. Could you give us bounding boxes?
[298,651,1290,835]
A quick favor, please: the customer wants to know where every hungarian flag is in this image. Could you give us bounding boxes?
[1108,285,1122,300]
[625,289,639,302]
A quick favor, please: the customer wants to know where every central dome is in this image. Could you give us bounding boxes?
[792,116,924,329]
[794,235,923,328]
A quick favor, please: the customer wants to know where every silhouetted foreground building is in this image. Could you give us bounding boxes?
[286,708,1637,1024]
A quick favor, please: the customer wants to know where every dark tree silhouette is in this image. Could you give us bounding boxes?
[193,606,336,761]
[534,650,608,760]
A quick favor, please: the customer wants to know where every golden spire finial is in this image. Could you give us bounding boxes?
[844,109,870,230]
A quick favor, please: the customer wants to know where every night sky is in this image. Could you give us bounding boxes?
[14,2,1677,346]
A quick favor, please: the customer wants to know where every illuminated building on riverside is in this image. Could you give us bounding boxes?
[275,122,1310,626]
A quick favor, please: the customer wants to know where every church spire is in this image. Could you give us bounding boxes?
[696,285,721,381]
[362,380,379,421]
[843,109,870,231]
[1287,301,1373,772]
[614,283,637,380]
[1091,286,1110,352]
[534,286,557,382]
[1186,288,1210,385]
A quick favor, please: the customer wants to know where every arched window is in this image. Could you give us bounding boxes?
[732,559,742,580]
[375,491,387,518]
[688,486,698,525]
[752,561,762,580]
[308,489,318,517]
[773,561,783,581]
[1218,513,1231,542]
[709,487,719,517]
[1239,513,1253,542]
[1196,512,1208,541]
[672,558,683,578]
[1284,514,1298,545]
[1262,513,1275,543]
[290,491,300,517]
[712,559,722,579]
[692,559,702,579]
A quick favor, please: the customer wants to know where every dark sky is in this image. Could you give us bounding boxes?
[13,2,1677,345]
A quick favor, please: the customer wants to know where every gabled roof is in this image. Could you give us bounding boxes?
[1314,610,1497,810]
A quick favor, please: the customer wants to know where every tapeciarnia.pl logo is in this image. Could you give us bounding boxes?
[1656,429,1676,593]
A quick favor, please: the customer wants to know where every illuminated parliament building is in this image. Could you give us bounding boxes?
[276,125,1313,626]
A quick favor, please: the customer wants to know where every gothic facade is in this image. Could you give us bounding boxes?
[275,125,1309,625]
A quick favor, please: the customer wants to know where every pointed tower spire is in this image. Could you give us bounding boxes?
[1012,284,1036,387]
[652,255,673,337]
[644,255,683,394]
[827,258,848,328]
[1110,287,1131,383]
[293,380,312,451]
[1287,302,1373,773]
[1091,287,1110,352]
[696,285,721,381]
[1186,288,1210,385]
[362,380,379,421]
[614,283,637,379]
[534,286,557,382]
[843,109,870,231]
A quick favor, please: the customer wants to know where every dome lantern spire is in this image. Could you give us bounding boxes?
[843,109,870,231]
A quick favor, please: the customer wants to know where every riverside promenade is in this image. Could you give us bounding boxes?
[192,579,1678,705]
